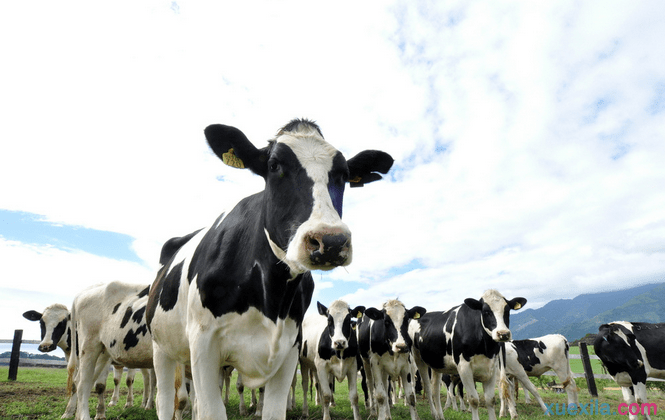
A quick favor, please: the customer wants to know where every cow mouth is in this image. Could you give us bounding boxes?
[38,344,57,352]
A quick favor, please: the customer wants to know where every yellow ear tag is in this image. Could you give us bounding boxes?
[222,148,245,169]
[413,313,421,319]
[357,311,363,319]
[514,303,522,310]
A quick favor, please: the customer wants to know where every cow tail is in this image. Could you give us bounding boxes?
[66,298,78,397]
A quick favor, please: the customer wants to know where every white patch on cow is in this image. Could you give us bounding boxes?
[278,131,352,272]
[265,228,302,276]
[480,289,512,342]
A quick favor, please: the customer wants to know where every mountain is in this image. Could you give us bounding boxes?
[510,281,665,341]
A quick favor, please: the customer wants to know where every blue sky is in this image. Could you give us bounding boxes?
[2,0,665,345]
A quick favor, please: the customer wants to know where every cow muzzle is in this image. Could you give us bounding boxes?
[306,232,351,267]
[39,342,57,352]
[333,339,348,351]
[393,343,410,354]
[495,330,512,342]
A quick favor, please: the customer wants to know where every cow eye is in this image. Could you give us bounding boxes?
[269,160,280,173]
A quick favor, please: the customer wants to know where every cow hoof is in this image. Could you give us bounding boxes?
[124,402,132,409]
[108,401,116,407]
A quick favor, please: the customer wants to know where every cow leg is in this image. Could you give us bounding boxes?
[399,364,420,420]
[190,343,226,420]
[368,360,389,420]
[109,365,123,407]
[74,341,104,420]
[458,362,483,420]
[361,357,377,416]
[153,346,178,420]
[430,372,444,418]
[62,352,78,419]
[91,354,112,420]
[123,368,136,408]
[553,365,579,409]
[412,352,439,420]
[633,383,652,420]
[139,369,155,409]
[315,367,333,420]
[237,373,250,416]
[515,374,548,415]
[219,367,231,405]
[497,373,517,419]
[346,364,361,420]
[287,370,297,411]
[300,364,311,418]
[261,348,298,420]
[482,370,500,420]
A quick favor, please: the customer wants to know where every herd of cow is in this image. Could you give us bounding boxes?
[19,119,665,420]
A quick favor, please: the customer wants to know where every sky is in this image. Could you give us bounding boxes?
[2,0,665,354]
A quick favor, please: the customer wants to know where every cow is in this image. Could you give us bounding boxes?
[300,300,365,420]
[22,305,155,418]
[66,282,160,420]
[358,299,426,420]
[594,322,664,420]
[145,118,394,420]
[409,289,527,420]
[498,334,579,417]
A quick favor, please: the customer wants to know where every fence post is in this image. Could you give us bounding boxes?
[8,329,23,381]
[579,342,598,397]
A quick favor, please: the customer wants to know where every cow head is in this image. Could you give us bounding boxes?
[22,304,70,353]
[365,299,426,354]
[464,289,526,342]
[594,322,644,372]
[205,119,393,275]
[318,300,365,351]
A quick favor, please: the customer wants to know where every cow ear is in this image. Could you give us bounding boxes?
[408,306,427,320]
[317,301,328,316]
[204,124,270,178]
[347,150,394,188]
[464,298,483,311]
[350,306,366,319]
[508,297,527,311]
[364,307,384,321]
[23,310,42,321]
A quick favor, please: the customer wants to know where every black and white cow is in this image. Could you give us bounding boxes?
[594,322,664,420]
[498,334,579,417]
[23,305,154,418]
[358,299,426,420]
[409,289,526,420]
[300,300,365,420]
[67,282,158,420]
[146,119,393,420]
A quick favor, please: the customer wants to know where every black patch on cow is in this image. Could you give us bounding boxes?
[407,372,412,383]
[39,319,46,340]
[137,286,150,299]
[302,340,308,359]
[415,311,450,369]
[51,318,68,348]
[65,328,71,353]
[124,325,148,351]
[328,152,348,217]
[159,229,202,266]
[112,303,121,314]
[318,329,334,360]
[153,261,183,315]
[513,339,545,372]
[110,339,116,348]
[120,307,133,329]
[132,306,146,324]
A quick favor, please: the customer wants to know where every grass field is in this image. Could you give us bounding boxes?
[1,366,664,419]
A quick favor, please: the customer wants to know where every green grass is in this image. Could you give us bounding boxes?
[2,366,664,420]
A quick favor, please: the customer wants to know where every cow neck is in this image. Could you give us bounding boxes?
[192,191,311,324]
[456,305,500,363]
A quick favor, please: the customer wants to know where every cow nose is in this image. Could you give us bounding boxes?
[394,343,409,354]
[333,339,348,350]
[38,343,55,352]
[307,233,350,266]
[497,330,511,342]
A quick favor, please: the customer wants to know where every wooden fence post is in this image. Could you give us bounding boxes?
[579,342,598,397]
[8,329,23,381]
